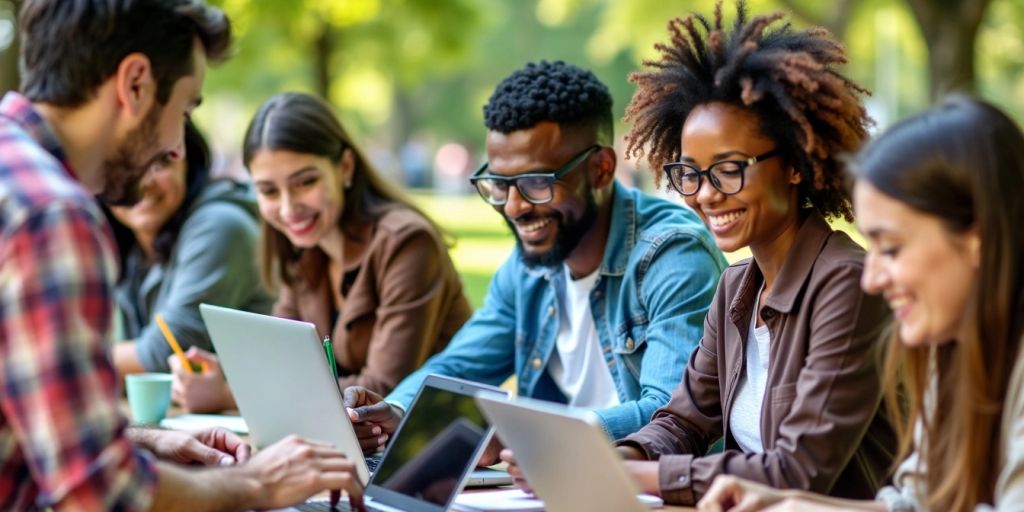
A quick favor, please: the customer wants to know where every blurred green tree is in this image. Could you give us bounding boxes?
[0,0,20,94]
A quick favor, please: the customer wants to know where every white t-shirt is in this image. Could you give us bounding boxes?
[547,265,620,409]
[729,290,771,453]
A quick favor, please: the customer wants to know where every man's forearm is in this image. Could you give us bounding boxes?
[125,426,160,453]
[149,461,260,512]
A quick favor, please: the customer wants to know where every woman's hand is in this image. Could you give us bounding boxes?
[697,475,790,511]
[169,347,236,413]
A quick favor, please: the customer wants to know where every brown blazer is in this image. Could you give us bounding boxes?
[273,206,472,395]
[619,213,896,505]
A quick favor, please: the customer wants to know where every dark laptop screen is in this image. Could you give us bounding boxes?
[371,385,489,506]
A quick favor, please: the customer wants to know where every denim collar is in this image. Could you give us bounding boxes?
[524,180,636,280]
[599,180,635,277]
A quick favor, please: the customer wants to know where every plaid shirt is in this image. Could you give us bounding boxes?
[0,92,156,510]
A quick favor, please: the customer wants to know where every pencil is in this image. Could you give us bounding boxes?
[155,314,193,374]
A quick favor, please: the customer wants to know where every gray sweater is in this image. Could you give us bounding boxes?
[116,180,275,371]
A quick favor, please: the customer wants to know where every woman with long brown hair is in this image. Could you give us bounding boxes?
[698,96,1024,511]
[170,92,472,413]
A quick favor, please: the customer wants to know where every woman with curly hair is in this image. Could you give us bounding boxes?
[611,2,895,505]
[697,97,1024,512]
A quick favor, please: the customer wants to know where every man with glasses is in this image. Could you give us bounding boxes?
[344,60,727,452]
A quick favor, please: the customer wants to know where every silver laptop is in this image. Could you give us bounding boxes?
[472,394,663,512]
[291,374,510,511]
[199,303,371,483]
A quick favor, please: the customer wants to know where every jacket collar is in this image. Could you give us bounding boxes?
[526,180,636,280]
[729,211,834,322]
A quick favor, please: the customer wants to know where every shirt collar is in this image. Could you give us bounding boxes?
[730,211,835,317]
[0,92,74,177]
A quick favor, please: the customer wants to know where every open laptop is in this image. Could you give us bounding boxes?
[292,374,510,511]
[200,303,372,483]
[469,394,663,512]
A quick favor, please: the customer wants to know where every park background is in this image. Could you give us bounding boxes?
[1,0,1022,307]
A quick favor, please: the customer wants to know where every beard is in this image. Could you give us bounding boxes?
[97,103,165,206]
[505,185,599,268]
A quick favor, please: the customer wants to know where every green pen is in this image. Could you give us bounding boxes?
[323,335,339,382]
[323,334,342,509]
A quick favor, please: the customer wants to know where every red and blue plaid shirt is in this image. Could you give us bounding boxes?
[0,92,156,510]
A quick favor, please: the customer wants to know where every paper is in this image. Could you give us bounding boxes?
[452,489,545,512]
[452,489,663,511]
[160,414,249,434]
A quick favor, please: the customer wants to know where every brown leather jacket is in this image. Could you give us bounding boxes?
[618,213,896,505]
[273,206,472,395]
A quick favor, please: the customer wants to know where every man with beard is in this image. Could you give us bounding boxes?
[0,1,364,510]
[344,60,727,453]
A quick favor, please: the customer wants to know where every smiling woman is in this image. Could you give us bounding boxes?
[612,1,895,506]
[168,92,472,414]
[106,120,274,376]
[697,95,1024,512]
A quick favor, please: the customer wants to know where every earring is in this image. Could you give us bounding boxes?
[344,180,352,190]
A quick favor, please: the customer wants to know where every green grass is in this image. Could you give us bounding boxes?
[411,192,514,309]
[411,191,865,309]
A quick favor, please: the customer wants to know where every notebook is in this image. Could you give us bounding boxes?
[468,394,664,512]
[199,303,372,483]
[290,374,510,512]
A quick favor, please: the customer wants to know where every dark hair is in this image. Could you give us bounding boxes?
[242,92,440,288]
[18,0,232,107]
[624,1,870,221]
[483,60,614,144]
[853,95,1024,510]
[105,119,212,273]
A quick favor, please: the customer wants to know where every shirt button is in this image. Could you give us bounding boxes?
[532,357,543,369]
[677,475,688,484]
[547,306,555,317]
[625,338,635,351]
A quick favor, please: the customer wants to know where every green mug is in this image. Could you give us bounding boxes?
[125,373,173,424]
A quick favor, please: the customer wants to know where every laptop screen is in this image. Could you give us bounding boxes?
[370,381,492,507]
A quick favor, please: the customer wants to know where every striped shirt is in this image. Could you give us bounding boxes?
[0,92,156,510]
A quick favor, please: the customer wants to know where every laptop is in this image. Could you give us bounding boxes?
[199,303,372,483]
[469,394,664,512]
[292,374,510,511]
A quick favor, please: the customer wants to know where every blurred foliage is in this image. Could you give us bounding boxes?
[2,0,1023,173]
[190,0,1024,174]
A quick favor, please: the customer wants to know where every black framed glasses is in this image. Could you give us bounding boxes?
[662,149,781,196]
[469,145,601,206]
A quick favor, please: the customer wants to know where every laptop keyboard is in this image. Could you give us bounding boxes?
[290,455,386,511]
[293,499,390,512]
[365,453,382,474]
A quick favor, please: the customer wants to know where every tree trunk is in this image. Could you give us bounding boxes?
[906,0,991,99]
[313,17,332,99]
[0,0,20,94]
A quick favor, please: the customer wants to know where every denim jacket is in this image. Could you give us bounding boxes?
[387,181,726,439]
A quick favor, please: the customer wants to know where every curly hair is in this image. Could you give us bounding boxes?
[483,60,614,144]
[624,1,870,221]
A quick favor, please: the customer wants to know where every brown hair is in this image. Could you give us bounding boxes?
[19,0,231,107]
[624,0,870,221]
[242,92,442,288]
[852,95,1024,510]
